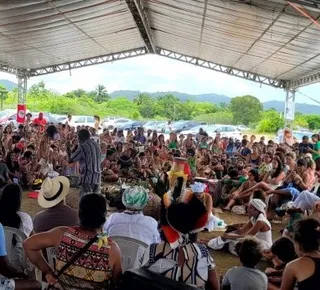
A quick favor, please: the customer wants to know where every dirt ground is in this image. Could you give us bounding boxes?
[21,190,283,276]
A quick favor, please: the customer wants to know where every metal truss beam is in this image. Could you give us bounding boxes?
[157,48,287,89]
[0,63,25,76]
[287,70,320,89]
[125,0,156,53]
[27,48,147,77]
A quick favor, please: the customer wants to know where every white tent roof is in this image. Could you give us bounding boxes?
[1,0,320,89]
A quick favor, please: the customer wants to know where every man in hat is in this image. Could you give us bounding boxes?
[103,186,160,245]
[33,176,78,233]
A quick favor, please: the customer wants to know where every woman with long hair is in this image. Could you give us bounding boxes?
[6,151,20,182]
[0,184,33,270]
[24,194,122,290]
[281,218,320,290]
[239,156,286,196]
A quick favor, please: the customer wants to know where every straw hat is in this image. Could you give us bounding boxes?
[38,176,70,208]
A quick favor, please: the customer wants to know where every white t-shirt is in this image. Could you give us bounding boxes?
[103,212,160,245]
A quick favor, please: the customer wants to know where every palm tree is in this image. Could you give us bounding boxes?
[94,84,110,103]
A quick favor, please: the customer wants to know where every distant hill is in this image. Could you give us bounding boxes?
[110,90,230,103]
[0,79,17,91]
[0,80,319,114]
[263,100,320,114]
[111,90,320,114]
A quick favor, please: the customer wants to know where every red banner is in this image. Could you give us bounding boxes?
[17,104,26,123]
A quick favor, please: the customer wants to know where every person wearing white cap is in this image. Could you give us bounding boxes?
[190,182,225,231]
[207,199,272,255]
[33,176,78,233]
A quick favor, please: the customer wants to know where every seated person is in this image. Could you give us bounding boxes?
[223,169,259,211]
[208,199,272,254]
[101,149,119,182]
[23,194,122,290]
[104,186,160,245]
[191,182,223,231]
[0,152,10,187]
[281,218,320,290]
[268,158,311,216]
[0,223,41,290]
[222,238,267,290]
[265,237,296,290]
[239,156,285,197]
[211,169,247,207]
[0,184,33,271]
[33,177,79,233]
[141,194,220,290]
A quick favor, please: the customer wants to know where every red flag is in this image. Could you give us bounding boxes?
[17,104,26,123]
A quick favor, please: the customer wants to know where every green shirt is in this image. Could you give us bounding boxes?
[313,141,320,160]
[168,141,178,150]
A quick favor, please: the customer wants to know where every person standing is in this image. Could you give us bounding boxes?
[68,129,101,197]
[33,112,47,133]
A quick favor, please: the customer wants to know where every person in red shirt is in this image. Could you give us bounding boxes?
[33,113,47,132]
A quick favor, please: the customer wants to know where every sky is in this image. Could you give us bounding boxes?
[0,54,319,105]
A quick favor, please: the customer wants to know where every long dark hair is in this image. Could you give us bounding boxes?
[0,184,22,229]
[249,169,259,182]
[271,156,284,178]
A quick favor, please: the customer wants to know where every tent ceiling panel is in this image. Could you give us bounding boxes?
[0,0,145,70]
[0,0,320,89]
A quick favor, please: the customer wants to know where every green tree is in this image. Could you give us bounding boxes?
[229,95,263,125]
[194,112,233,124]
[304,115,320,130]
[257,110,284,133]
[93,84,110,103]
[0,85,8,110]
[154,94,181,120]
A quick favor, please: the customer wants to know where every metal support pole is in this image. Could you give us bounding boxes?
[284,89,296,129]
[16,74,28,124]
[17,74,27,104]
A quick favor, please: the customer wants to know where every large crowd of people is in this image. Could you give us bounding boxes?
[0,115,319,290]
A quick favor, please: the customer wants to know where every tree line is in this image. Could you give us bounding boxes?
[0,82,319,133]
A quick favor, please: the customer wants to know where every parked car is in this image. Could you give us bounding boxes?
[107,118,132,130]
[275,129,313,144]
[153,121,167,133]
[180,125,215,136]
[237,125,250,131]
[121,121,146,131]
[72,115,95,127]
[1,112,58,128]
[167,121,204,134]
[143,120,161,131]
[102,117,125,129]
[206,125,242,140]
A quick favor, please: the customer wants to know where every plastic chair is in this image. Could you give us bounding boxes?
[46,247,58,270]
[110,236,148,272]
[3,226,28,269]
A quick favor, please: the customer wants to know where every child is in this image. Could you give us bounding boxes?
[222,238,267,290]
[265,237,296,289]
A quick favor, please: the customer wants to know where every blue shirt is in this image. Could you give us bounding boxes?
[0,223,7,256]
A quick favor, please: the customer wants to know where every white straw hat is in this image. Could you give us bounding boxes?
[38,176,70,208]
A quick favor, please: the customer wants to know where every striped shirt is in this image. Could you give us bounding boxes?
[70,139,101,185]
